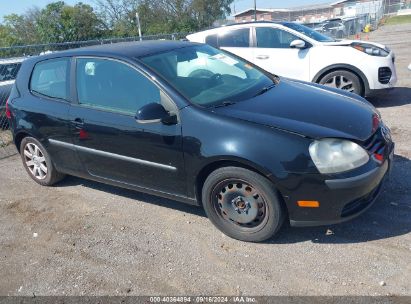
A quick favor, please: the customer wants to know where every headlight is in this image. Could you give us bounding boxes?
[351,42,389,57]
[309,138,369,174]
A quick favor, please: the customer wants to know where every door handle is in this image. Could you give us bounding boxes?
[256,55,270,60]
[72,118,84,129]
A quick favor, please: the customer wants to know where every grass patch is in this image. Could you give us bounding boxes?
[382,15,411,25]
[0,130,13,148]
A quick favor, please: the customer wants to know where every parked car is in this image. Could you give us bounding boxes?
[7,41,394,242]
[313,19,346,38]
[187,21,397,97]
[0,57,24,129]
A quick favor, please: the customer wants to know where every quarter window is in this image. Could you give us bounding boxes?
[76,58,161,114]
[205,34,218,48]
[256,27,301,48]
[218,28,250,47]
[30,58,70,100]
[205,29,250,48]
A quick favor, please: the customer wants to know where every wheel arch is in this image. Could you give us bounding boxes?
[312,64,370,96]
[14,130,34,153]
[194,157,286,211]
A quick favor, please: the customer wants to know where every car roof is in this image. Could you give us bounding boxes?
[223,21,286,27]
[187,21,293,37]
[34,40,200,61]
[187,21,292,39]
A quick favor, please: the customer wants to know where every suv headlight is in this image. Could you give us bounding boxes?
[351,42,389,57]
[309,138,369,174]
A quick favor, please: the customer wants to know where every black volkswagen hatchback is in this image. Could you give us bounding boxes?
[7,41,394,242]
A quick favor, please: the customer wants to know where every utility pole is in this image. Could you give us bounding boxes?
[254,0,257,21]
[135,12,142,41]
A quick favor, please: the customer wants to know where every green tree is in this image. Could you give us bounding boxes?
[0,8,40,46]
[94,0,141,37]
[36,1,102,43]
[95,0,233,36]
[190,0,233,29]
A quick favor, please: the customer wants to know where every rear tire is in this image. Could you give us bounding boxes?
[319,70,364,96]
[202,167,284,242]
[20,137,65,186]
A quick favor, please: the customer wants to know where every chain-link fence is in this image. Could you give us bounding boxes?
[1,57,19,158]
[234,1,407,39]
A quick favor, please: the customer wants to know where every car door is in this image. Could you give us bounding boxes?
[27,57,80,173]
[69,57,186,196]
[251,26,311,81]
[206,27,255,63]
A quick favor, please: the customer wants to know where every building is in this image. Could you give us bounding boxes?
[233,0,405,23]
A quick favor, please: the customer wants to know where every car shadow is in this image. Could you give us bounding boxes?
[57,155,411,245]
[57,176,207,218]
[269,154,411,244]
[366,87,411,107]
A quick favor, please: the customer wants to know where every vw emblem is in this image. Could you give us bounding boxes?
[381,124,392,142]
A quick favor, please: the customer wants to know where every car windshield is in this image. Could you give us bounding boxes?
[139,45,275,107]
[283,22,335,42]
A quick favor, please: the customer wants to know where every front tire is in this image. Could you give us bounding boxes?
[319,70,364,96]
[202,167,284,242]
[20,137,65,186]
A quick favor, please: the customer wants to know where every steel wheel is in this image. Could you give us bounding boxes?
[202,167,284,242]
[212,179,269,232]
[23,142,48,180]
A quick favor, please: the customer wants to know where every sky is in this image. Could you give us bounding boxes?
[0,0,333,22]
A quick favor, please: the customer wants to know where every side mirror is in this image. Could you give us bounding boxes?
[135,103,177,125]
[290,39,306,49]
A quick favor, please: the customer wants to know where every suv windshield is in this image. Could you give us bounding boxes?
[283,22,335,42]
[140,45,275,107]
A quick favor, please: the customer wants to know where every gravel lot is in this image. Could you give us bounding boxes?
[0,23,410,296]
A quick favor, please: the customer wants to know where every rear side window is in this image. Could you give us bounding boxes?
[30,58,70,100]
[76,58,161,115]
[0,63,21,82]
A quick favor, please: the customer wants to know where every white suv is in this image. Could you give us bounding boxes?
[187,21,397,96]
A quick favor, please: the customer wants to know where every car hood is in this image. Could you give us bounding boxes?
[321,39,387,49]
[212,79,377,141]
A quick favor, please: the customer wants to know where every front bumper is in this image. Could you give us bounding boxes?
[286,142,393,227]
[368,52,397,91]
[290,161,388,227]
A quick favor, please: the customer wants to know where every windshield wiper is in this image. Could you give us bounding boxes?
[254,83,277,97]
[213,101,237,108]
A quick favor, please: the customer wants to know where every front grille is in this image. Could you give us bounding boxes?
[341,182,382,217]
[363,128,386,155]
[378,67,392,84]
